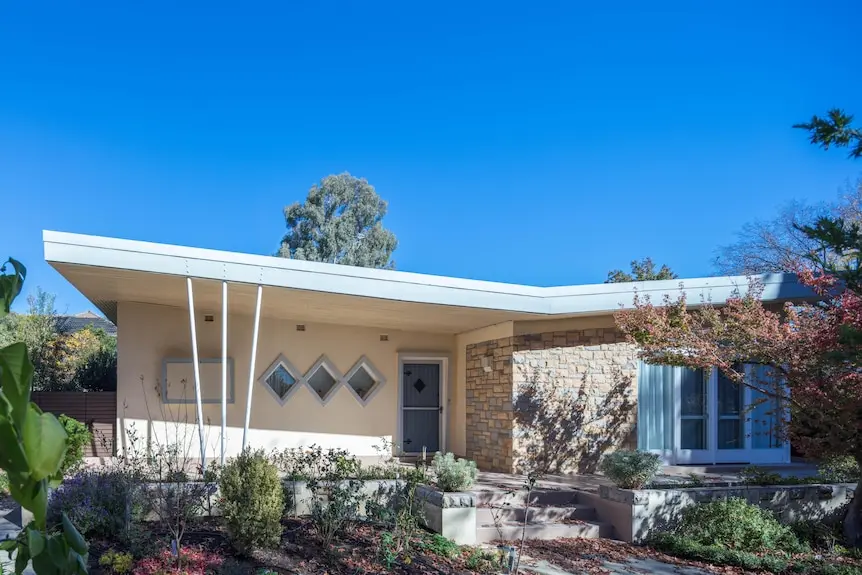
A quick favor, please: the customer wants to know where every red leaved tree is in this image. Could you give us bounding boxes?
[615,264,862,545]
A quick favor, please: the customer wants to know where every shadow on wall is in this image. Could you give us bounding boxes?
[513,368,635,475]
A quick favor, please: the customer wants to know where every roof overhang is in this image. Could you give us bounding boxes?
[43,230,816,334]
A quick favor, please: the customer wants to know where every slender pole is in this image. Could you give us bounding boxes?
[221,281,228,466]
[242,285,263,451]
[186,277,207,470]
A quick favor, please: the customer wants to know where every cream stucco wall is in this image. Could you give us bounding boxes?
[117,301,456,460]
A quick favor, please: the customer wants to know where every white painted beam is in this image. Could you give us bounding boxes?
[186,277,207,470]
[242,285,263,451]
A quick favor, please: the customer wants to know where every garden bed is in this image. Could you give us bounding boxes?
[85,516,504,575]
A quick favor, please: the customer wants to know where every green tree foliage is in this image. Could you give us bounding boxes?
[795,108,862,159]
[0,297,116,392]
[0,289,70,391]
[278,173,398,268]
[0,258,89,575]
[605,257,677,283]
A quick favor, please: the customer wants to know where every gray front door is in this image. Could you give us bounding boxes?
[401,362,440,453]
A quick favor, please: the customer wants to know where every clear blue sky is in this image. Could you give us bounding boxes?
[2,1,860,314]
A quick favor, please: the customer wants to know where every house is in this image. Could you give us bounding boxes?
[43,230,811,472]
[61,310,117,336]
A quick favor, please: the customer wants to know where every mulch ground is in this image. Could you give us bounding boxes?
[89,517,502,575]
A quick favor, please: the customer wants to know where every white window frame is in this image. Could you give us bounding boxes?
[344,355,386,406]
[302,355,344,405]
[258,354,304,405]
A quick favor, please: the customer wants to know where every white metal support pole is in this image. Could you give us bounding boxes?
[186,277,207,470]
[221,281,228,466]
[242,285,263,451]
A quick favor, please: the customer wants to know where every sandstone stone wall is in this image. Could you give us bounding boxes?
[465,336,514,471]
[465,327,638,473]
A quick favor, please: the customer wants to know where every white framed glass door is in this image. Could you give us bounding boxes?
[675,367,712,464]
[638,362,790,465]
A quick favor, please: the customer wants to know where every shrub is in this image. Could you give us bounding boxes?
[47,468,144,540]
[132,547,223,575]
[0,470,8,496]
[58,414,92,476]
[649,533,791,572]
[219,448,284,553]
[598,450,661,489]
[99,549,134,574]
[675,497,802,553]
[739,465,782,486]
[432,452,477,492]
[299,447,367,548]
[819,456,860,483]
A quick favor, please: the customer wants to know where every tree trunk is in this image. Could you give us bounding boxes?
[844,458,862,548]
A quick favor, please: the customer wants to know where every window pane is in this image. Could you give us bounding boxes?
[718,419,743,449]
[717,370,742,415]
[681,419,706,450]
[680,369,705,416]
[749,364,782,449]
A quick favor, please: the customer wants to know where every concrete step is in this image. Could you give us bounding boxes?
[476,504,597,524]
[473,489,581,508]
[475,519,614,543]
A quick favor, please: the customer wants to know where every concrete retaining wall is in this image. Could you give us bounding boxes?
[596,483,856,543]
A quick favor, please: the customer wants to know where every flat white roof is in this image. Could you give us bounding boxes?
[43,230,813,326]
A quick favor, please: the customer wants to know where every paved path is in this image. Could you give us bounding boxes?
[521,557,713,575]
[0,503,35,575]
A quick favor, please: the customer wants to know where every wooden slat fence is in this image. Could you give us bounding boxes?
[31,392,116,457]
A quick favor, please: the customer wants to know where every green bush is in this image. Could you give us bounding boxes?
[98,549,133,574]
[432,452,477,492]
[650,532,862,575]
[58,414,91,476]
[676,497,802,553]
[739,465,782,486]
[219,448,284,554]
[598,450,662,489]
[819,456,861,484]
[0,470,8,496]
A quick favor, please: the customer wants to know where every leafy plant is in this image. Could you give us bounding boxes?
[132,547,223,575]
[820,456,861,484]
[98,550,133,575]
[0,257,90,575]
[293,446,367,549]
[650,532,862,575]
[48,469,145,541]
[431,452,477,492]
[418,533,459,558]
[219,448,283,553]
[675,497,803,553]
[58,415,91,476]
[0,470,8,496]
[598,450,662,489]
[739,465,783,486]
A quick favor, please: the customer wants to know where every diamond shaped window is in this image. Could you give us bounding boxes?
[259,355,303,405]
[303,356,342,404]
[345,357,385,405]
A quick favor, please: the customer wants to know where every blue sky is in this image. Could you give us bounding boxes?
[2,1,860,314]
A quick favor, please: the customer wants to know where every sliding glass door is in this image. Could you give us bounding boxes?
[638,362,790,465]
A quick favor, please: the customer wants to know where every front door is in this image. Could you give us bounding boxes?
[401,362,440,454]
